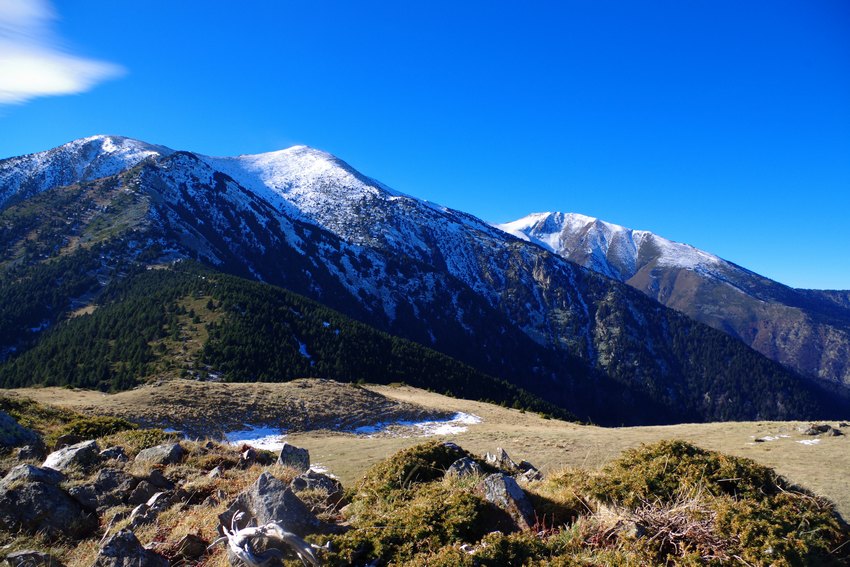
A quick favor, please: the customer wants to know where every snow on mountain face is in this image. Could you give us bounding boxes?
[497,212,723,281]
[0,135,172,208]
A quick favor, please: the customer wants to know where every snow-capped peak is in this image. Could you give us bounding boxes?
[497,211,723,280]
[0,135,173,208]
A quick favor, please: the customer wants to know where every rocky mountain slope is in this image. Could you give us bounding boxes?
[0,136,845,424]
[498,212,850,387]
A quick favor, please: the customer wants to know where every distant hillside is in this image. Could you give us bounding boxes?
[499,211,850,388]
[0,263,571,420]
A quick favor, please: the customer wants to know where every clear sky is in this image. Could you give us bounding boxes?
[1,1,848,289]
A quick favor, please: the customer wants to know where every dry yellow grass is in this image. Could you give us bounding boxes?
[287,384,850,521]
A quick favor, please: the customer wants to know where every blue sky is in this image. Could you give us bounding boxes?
[1,1,848,289]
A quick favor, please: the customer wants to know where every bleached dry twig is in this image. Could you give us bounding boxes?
[210,511,321,566]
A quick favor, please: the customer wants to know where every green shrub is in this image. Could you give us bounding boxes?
[99,428,181,456]
[60,415,137,439]
[356,441,469,496]
[588,439,783,507]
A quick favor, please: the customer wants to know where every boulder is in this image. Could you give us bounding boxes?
[5,550,63,567]
[100,446,129,462]
[485,448,519,473]
[800,423,839,436]
[239,445,258,467]
[42,440,101,472]
[128,480,159,505]
[69,484,99,511]
[0,411,40,449]
[517,460,543,482]
[147,469,174,489]
[219,472,323,537]
[476,473,536,531]
[93,530,168,567]
[1,464,64,487]
[277,443,310,472]
[445,457,484,478]
[0,476,96,539]
[291,469,345,505]
[53,434,84,450]
[135,443,183,465]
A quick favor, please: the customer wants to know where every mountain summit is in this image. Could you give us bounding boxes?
[0,136,846,424]
[498,212,850,386]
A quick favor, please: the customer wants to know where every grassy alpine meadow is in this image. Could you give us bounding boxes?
[3,379,849,565]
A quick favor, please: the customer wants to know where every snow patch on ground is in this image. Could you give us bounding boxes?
[353,412,482,438]
[797,439,821,446]
[756,434,790,442]
[225,425,288,452]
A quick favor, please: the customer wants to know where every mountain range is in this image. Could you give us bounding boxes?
[498,212,850,387]
[0,135,846,425]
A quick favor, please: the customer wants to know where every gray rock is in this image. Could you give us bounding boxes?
[519,468,543,482]
[517,460,543,482]
[93,530,168,567]
[128,480,159,505]
[135,443,183,465]
[69,484,99,511]
[445,457,484,478]
[208,466,223,479]
[800,423,837,436]
[5,550,63,567]
[0,477,96,539]
[219,472,322,537]
[476,473,536,531]
[147,469,174,489]
[0,411,40,449]
[53,434,84,450]
[100,446,128,462]
[16,444,45,461]
[485,448,519,472]
[42,440,101,472]
[94,468,134,493]
[291,469,344,505]
[239,445,258,467]
[68,468,134,512]
[277,443,310,472]
[1,464,64,487]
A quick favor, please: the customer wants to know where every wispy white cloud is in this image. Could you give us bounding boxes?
[0,0,124,105]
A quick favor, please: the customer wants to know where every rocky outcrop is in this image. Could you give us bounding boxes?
[0,466,96,539]
[93,530,168,567]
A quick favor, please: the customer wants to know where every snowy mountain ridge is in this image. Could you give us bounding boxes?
[497,211,723,281]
